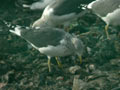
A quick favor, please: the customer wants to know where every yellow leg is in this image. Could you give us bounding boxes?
[78,55,82,64]
[48,59,51,72]
[55,57,62,68]
[105,25,110,39]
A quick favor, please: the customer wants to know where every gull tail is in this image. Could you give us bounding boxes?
[23,4,31,8]
[9,27,22,36]
[87,1,97,9]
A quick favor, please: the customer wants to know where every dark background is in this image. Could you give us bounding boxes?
[0,0,120,90]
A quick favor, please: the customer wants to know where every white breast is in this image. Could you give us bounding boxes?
[102,8,120,26]
[38,45,73,57]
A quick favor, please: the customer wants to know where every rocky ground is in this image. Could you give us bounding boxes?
[0,0,120,90]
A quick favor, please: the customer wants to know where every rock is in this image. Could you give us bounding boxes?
[86,47,92,55]
[72,75,87,90]
[56,76,64,81]
[0,83,6,89]
[69,65,81,74]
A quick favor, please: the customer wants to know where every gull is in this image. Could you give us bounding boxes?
[23,0,55,10]
[32,0,94,28]
[10,27,84,72]
[88,0,120,39]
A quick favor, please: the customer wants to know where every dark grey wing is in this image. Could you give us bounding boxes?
[21,28,66,47]
[50,0,94,16]
[91,0,120,17]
